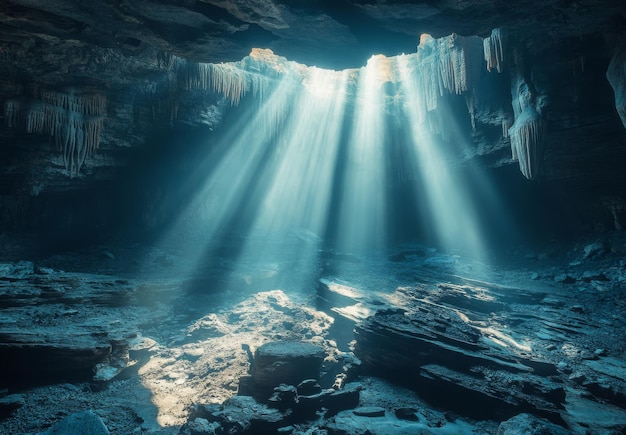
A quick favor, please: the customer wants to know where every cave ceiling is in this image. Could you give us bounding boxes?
[1,0,624,84]
[0,0,625,194]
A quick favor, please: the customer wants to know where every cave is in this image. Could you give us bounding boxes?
[1,1,626,434]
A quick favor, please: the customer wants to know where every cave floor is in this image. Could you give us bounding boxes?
[1,232,626,434]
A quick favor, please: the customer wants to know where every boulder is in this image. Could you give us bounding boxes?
[39,409,110,435]
[497,413,568,435]
[251,342,326,388]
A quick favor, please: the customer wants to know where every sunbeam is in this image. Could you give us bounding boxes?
[396,54,487,264]
[335,55,388,253]
[222,67,351,291]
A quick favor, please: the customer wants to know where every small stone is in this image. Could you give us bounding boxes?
[297,379,321,396]
[590,281,607,292]
[530,272,540,280]
[498,413,568,435]
[570,305,585,313]
[583,242,607,259]
[581,271,609,282]
[569,372,586,384]
[546,344,557,351]
[395,407,420,421]
[594,348,607,357]
[555,274,576,284]
[268,384,297,410]
[557,361,568,370]
[580,350,596,360]
[353,406,385,417]
[40,410,110,435]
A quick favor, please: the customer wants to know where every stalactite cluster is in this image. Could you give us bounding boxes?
[484,28,506,73]
[415,34,483,103]
[171,55,275,106]
[406,33,483,132]
[3,89,106,176]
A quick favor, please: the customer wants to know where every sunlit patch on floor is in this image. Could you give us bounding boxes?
[136,290,335,426]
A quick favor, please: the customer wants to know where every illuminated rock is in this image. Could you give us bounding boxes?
[251,341,326,388]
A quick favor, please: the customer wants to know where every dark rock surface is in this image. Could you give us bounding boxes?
[251,341,326,388]
[0,234,625,433]
[0,0,625,249]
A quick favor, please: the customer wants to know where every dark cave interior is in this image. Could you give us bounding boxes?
[1,1,626,434]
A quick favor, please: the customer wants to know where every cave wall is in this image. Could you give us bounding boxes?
[0,1,625,255]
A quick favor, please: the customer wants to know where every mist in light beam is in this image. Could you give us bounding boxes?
[334,55,388,253]
[144,49,510,289]
[396,54,487,262]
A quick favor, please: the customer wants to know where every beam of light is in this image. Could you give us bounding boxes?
[222,67,350,291]
[396,54,487,266]
[252,67,349,237]
[144,76,299,279]
[334,55,388,254]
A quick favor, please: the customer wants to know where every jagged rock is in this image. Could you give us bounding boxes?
[582,358,626,409]
[354,293,565,423]
[179,418,220,435]
[581,271,609,282]
[394,408,420,421]
[326,408,450,435]
[39,409,110,435]
[497,413,568,435]
[297,379,322,396]
[295,388,333,419]
[322,383,362,416]
[251,341,326,389]
[268,384,298,410]
[198,396,286,434]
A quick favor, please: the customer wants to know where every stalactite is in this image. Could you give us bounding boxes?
[606,47,626,129]
[484,28,506,73]
[175,59,260,106]
[508,106,545,180]
[508,69,547,180]
[412,33,483,135]
[3,90,106,176]
[465,92,476,129]
[502,117,513,139]
[41,90,106,115]
[4,100,22,127]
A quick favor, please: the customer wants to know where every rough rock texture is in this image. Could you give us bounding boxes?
[40,409,110,435]
[251,341,326,388]
[353,263,626,427]
[0,0,626,250]
[497,413,569,435]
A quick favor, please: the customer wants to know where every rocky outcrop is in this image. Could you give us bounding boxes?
[354,306,566,423]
